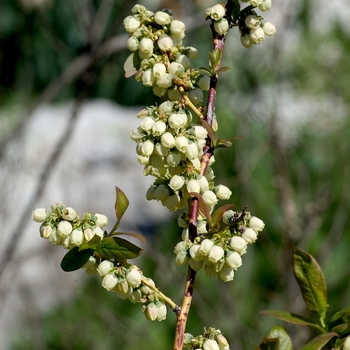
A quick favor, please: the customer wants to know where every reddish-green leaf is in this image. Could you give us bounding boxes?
[216,139,232,148]
[211,204,234,229]
[267,327,293,350]
[261,310,324,332]
[95,237,143,261]
[292,247,328,322]
[110,186,129,232]
[297,332,338,350]
[200,119,216,143]
[112,231,146,244]
[189,192,212,227]
[60,247,94,272]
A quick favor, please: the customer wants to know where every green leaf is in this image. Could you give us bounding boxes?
[198,67,211,75]
[111,231,146,244]
[256,337,279,350]
[297,332,338,350]
[216,139,233,148]
[208,48,221,70]
[217,66,230,73]
[267,327,293,350]
[123,53,140,78]
[189,192,212,227]
[211,204,234,230]
[78,234,101,252]
[60,247,94,272]
[292,247,328,322]
[95,237,143,261]
[110,186,129,232]
[261,310,324,332]
[328,305,350,331]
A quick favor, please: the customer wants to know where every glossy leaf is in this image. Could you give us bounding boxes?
[110,186,129,232]
[267,327,293,350]
[78,234,101,252]
[297,332,338,350]
[328,305,350,331]
[256,337,279,350]
[292,247,328,322]
[112,231,146,244]
[261,310,324,332]
[60,247,94,272]
[211,204,234,230]
[95,237,143,261]
[189,192,212,227]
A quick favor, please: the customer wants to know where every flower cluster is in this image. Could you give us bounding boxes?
[131,101,230,212]
[96,260,168,322]
[32,203,108,249]
[205,4,229,35]
[184,328,230,350]
[174,209,265,282]
[124,4,207,101]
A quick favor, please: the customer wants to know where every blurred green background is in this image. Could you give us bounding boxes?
[1,0,350,349]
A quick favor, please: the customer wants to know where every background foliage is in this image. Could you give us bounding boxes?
[1,0,349,349]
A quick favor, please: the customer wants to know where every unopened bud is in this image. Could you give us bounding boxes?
[32,208,48,222]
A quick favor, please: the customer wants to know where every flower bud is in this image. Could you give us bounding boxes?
[97,260,114,277]
[262,21,276,36]
[129,289,142,303]
[142,69,154,87]
[158,36,173,52]
[197,220,208,234]
[95,213,108,228]
[219,266,234,282]
[189,244,202,261]
[198,239,214,256]
[176,55,191,70]
[32,208,48,222]
[140,140,155,156]
[152,85,167,97]
[214,185,232,200]
[152,120,166,136]
[139,38,154,55]
[83,256,96,270]
[123,16,141,33]
[250,27,265,44]
[216,334,229,348]
[156,302,167,321]
[84,227,94,241]
[175,136,189,153]
[169,113,187,129]
[168,62,184,76]
[203,339,220,350]
[140,116,155,131]
[192,126,208,139]
[158,101,174,114]
[48,227,60,244]
[197,176,209,192]
[145,302,158,321]
[189,258,203,271]
[130,127,144,141]
[153,184,170,201]
[185,142,199,159]
[202,190,218,206]
[343,335,350,350]
[170,20,186,40]
[242,227,258,243]
[249,216,265,232]
[240,34,254,48]
[154,142,169,157]
[250,0,263,5]
[157,73,173,89]
[57,220,72,238]
[230,236,248,255]
[154,11,171,25]
[214,18,229,35]
[131,4,145,14]
[93,226,104,239]
[197,75,210,91]
[258,0,272,12]
[166,151,181,167]
[208,245,225,263]
[127,37,139,51]
[186,179,200,194]
[153,63,166,79]
[226,251,242,270]
[126,268,142,288]
[204,263,218,277]
[163,194,183,211]
[70,228,84,246]
[245,15,260,29]
[169,175,185,191]
[175,250,189,266]
[102,273,118,291]
[207,4,226,21]
[40,224,52,238]
[188,88,203,106]
[181,228,189,240]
